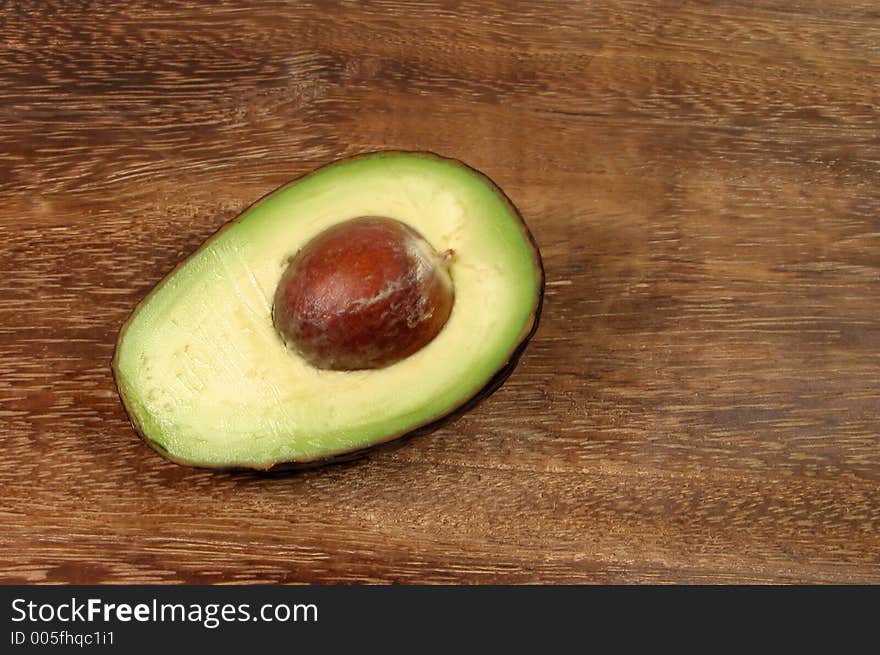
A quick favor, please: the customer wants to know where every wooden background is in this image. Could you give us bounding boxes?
[1,0,878,584]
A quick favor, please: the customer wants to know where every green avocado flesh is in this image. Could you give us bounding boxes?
[114,152,542,469]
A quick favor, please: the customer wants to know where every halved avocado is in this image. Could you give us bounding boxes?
[113,151,543,469]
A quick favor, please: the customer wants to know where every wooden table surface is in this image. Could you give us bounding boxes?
[2,1,879,584]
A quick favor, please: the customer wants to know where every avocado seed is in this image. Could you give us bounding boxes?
[273,217,454,370]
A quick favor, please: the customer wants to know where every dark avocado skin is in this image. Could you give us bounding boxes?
[112,150,545,472]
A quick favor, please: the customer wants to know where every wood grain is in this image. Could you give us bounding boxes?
[1,0,879,583]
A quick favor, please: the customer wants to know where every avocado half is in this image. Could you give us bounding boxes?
[113,151,544,469]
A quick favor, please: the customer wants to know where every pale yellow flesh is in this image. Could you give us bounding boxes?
[115,153,540,468]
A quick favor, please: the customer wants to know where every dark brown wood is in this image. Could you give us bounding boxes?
[1,0,879,584]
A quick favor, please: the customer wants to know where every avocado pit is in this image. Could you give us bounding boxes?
[273,216,454,370]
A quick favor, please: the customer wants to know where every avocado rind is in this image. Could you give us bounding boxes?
[112,151,544,470]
